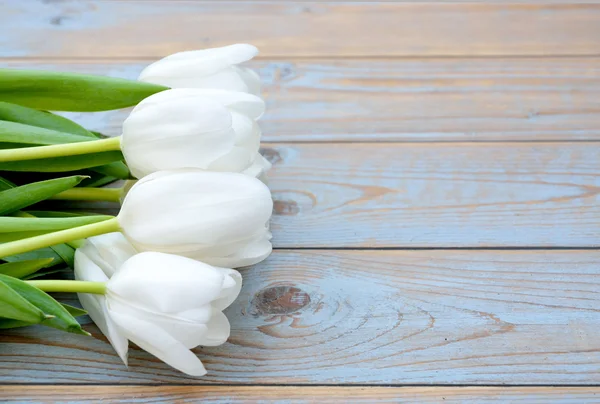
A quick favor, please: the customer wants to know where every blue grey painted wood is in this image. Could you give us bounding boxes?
[2,2,600,58]
[1,250,599,384]
[265,142,600,247]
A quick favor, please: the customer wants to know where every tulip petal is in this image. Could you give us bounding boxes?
[74,250,128,364]
[119,171,274,256]
[78,292,129,365]
[108,294,211,349]
[122,94,237,178]
[80,233,138,277]
[155,69,251,93]
[207,113,259,172]
[138,88,265,119]
[193,232,273,268]
[108,252,227,312]
[188,90,265,119]
[108,309,207,376]
[197,310,231,347]
[212,268,243,311]
[242,154,272,179]
[233,66,261,96]
[138,44,258,88]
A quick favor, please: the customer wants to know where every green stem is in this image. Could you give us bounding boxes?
[0,136,121,162]
[50,187,122,202]
[0,217,120,259]
[27,280,106,294]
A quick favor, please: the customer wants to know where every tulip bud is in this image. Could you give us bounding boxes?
[117,170,273,268]
[75,235,242,376]
[138,44,260,94]
[121,88,265,179]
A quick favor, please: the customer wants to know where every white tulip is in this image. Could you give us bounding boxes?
[242,154,272,184]
[75,235,242,376]
[117,170,273,268]
[121,88,265,179]
[138,44,260,94]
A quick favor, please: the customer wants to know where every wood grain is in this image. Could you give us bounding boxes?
[2,2,600,58]
[3,58,600,142]
[2,250,599,384]
[2,386,599,403]
[264,142,600,247]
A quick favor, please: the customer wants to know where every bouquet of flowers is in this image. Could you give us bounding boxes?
[0,44,272,376]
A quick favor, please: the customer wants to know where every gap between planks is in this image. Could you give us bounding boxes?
[1,386,600,403]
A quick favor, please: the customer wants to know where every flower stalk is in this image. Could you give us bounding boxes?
[0,217,120,259]
[0,136,121,162]
[27,280,106,295]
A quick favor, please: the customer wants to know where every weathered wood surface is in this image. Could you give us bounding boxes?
[2,386,600,403]
[3,2,600,58]
[2,250,599,384]
[264,142,600,247]
[3,0,600,398]
[3,58,600,142]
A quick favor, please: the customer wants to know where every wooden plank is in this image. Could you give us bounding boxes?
[266,142,600,247]
[2,2,600,58]
[3,58,600,142]
[19,142,600,247]
[1,250,599,384]
[2,386,600,403]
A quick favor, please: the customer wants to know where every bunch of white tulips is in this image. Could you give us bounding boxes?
[0,44,273,376]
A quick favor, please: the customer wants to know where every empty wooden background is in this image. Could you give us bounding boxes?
[1,1,600,402]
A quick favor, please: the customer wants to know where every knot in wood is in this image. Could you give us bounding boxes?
[274,199,300,215]
[250,286,311,316]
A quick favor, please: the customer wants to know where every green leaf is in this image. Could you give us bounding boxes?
[0,102,94,137]
[61,303,87,317]
[0,120,92,145]
[0,175,86,215]
[1,170,86,186]
[0,69,167,112]
[2,247,62,264]
[0,258,54,279]
[0,274,89,335]
[0,215,113,233]
[0,103,128,177]
[79,174,118,188]
[91,131,109,138]
[0,278,47,323]
[48,243,75,268]
[0,175,15,191]
[0,151,124,172]
[22,267,70,280]
[0,317,32,329]
[0,303,85,329]
[0,179,83,268]
[0,142,30,149]
[89,160,130,179]
[1,169,120,186]
[24,210,91,218]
